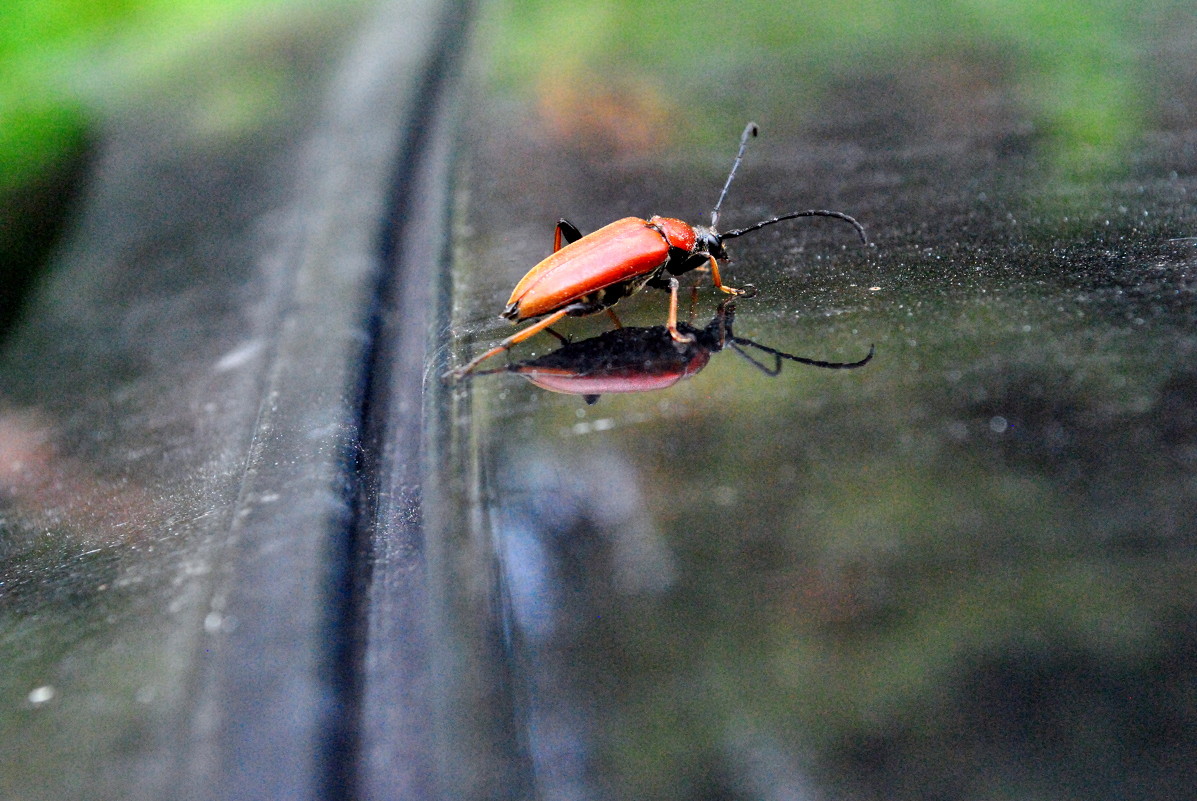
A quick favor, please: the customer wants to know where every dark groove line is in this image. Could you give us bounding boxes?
[322,1,476,799]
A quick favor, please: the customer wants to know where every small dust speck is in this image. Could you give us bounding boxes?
[28,685,56,705]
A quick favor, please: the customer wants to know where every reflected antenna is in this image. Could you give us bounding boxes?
[729,338,875,375]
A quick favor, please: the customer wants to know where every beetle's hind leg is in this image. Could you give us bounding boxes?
[446,308,572,380]
[553,219,584,252]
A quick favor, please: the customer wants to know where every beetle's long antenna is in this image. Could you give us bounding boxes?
[711,122,759,229]
[721,209,868,245]
[729,338,874,375]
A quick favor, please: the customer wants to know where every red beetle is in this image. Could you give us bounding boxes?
[447,122,867,379]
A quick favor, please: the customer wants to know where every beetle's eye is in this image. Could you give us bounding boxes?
[705,234,727,259]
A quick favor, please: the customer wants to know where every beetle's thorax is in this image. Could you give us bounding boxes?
[646,216,697,253]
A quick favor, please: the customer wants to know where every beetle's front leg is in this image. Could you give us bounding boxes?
[706,255,756,298]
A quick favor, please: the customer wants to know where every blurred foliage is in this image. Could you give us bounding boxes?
[0,0,323,192]
[492,0,1195,179]
[0,0,362,341]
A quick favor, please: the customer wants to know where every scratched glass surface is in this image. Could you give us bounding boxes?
[434,3,1197,799]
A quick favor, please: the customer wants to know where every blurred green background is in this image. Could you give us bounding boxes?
[1,0,298,193]
[0,0,360,336]
[5,0,1193,201]
[489,0,1193,176]
[12,0,1185,333]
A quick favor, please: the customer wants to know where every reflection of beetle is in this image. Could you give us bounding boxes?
[447,122,867,379]
[471,302,873,404]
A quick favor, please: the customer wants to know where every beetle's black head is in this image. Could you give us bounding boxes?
[692,225,728,260]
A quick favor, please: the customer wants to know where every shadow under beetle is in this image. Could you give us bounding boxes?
[469,301,874,404]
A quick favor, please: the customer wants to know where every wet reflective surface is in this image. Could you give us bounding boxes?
[462,301,873,404]
[3,0,1197,797]
[434,5,1197,799]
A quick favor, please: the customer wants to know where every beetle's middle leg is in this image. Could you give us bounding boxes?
[666,277,695,343]
[553,219,584,252]
[448,308,571,379]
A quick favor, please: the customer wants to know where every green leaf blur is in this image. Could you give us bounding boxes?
[0,0,300,192]
[493,0,1193,179]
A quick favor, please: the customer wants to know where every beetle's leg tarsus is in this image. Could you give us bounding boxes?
[446,308,572,380]
[553,219,584,252]
[666,277,695,343]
